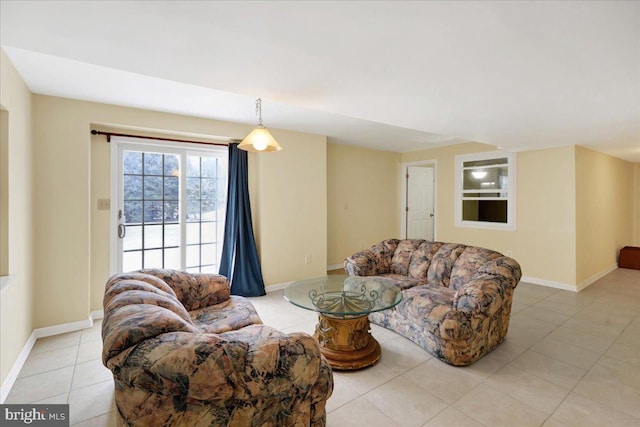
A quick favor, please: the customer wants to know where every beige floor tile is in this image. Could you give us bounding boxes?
[371,323,404,343]
[509,350,587,389]
[6,366,74,403]
[606,340,640,366]
[583,356,640,389]
[33,392,69,404]
[551,392,640,427]
[521,305,572,326]
[80,321,103,343]
[615,324,640,349]
[333,360,398,395]
[484,364,570,414]
[31,331,82,354]
[18,345,78,378]
[542,418,569,427]
[364,376,447,427]
[325,376,360,413]
[68,380,115,425]
[327,397,400,427]
[516,282,559,300]
[573,375,640,419]
[422,407,484,427]
[485,339,527,364]
[531,336,600,370]
[562,317,623,340]
[533,299,584,317]
[71,411,117,427]
[71,359,113,390]
[571,306,636,330]
[510,301,528,314]
[76,341,103,364]
[546,325,615,354]
[379,336,431,374]
[454,383,546,427]
[402,358,483,404]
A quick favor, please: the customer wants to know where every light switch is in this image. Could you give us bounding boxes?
[97,199,110,210]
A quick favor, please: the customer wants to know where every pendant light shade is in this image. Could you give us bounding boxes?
[238,98,283,152]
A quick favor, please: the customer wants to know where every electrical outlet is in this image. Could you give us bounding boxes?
[97,198,110,210]
[304,254,312,264]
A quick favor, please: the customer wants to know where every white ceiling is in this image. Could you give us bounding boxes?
[1,1,639,161]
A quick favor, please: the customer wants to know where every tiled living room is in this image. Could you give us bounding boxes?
[1,2,639,427]
[5,268,640,426]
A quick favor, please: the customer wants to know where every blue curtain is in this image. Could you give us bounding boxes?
[219,143,266,296]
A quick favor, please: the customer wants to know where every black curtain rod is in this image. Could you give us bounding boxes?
[91,130,232,147]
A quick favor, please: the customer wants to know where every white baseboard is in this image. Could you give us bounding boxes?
[520,276,577,292]
[90,309,104,320]
[327,264,344,272]
[576,264,617,292]
[0,312,100,403]
[0,330,36,403]
[521,264,618,293]
[265,281,292,293]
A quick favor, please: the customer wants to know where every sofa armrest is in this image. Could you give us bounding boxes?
[453,275,512,317]
[344,250,379,276]
[106,325,333,407]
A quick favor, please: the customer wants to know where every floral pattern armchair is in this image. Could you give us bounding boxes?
[345,239,522,366]
[102,269,333,426]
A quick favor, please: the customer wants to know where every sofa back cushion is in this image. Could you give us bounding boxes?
[369,239,400,274]
[449,247,503,291]
[390,239,425,275]
[426,243,467,288]
[408,241,444,280]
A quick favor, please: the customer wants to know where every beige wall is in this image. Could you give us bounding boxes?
[34,95,326,323]
[635,163,640,246]
[575,146,636,286]
[327,143,401,266]
[402,143,578,287]
[0,50,35,385]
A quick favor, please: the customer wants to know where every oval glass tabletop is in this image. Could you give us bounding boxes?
[284,275,402,317]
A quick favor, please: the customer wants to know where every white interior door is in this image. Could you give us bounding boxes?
[406,166,434,240]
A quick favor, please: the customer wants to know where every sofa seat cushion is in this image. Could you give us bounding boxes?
[400,284,457,332]
[192,296,263,334]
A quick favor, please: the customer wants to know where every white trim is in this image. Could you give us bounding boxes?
[520,275,577,292]
[400,159,438,240]
[521,264,619,293]
[265,281,292,293]
[34,318,93,339]
[0,312,101,403]
[90,309,104,320]
[454,150,516,231]
[576,264,617,292]
[327,263,344,272]
[0,331,36,403]
[0,274,15,294]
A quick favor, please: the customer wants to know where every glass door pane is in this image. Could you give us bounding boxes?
[121,150,180,271]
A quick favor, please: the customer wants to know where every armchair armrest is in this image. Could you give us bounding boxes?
[139,269,231,310]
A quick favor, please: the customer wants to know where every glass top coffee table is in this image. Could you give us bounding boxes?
[285,275,402,370]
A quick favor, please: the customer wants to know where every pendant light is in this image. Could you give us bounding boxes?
[238,98,283,152]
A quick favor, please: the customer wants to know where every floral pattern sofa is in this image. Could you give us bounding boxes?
[102,269,333,426]
[345,239,522,366]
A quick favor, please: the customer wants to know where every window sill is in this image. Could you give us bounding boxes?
[455,221,516,231]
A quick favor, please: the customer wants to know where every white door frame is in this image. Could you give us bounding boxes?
[109,136,227,275]
[400,160,438,240]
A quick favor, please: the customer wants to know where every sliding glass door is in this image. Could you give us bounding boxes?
[112,139,226,274]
